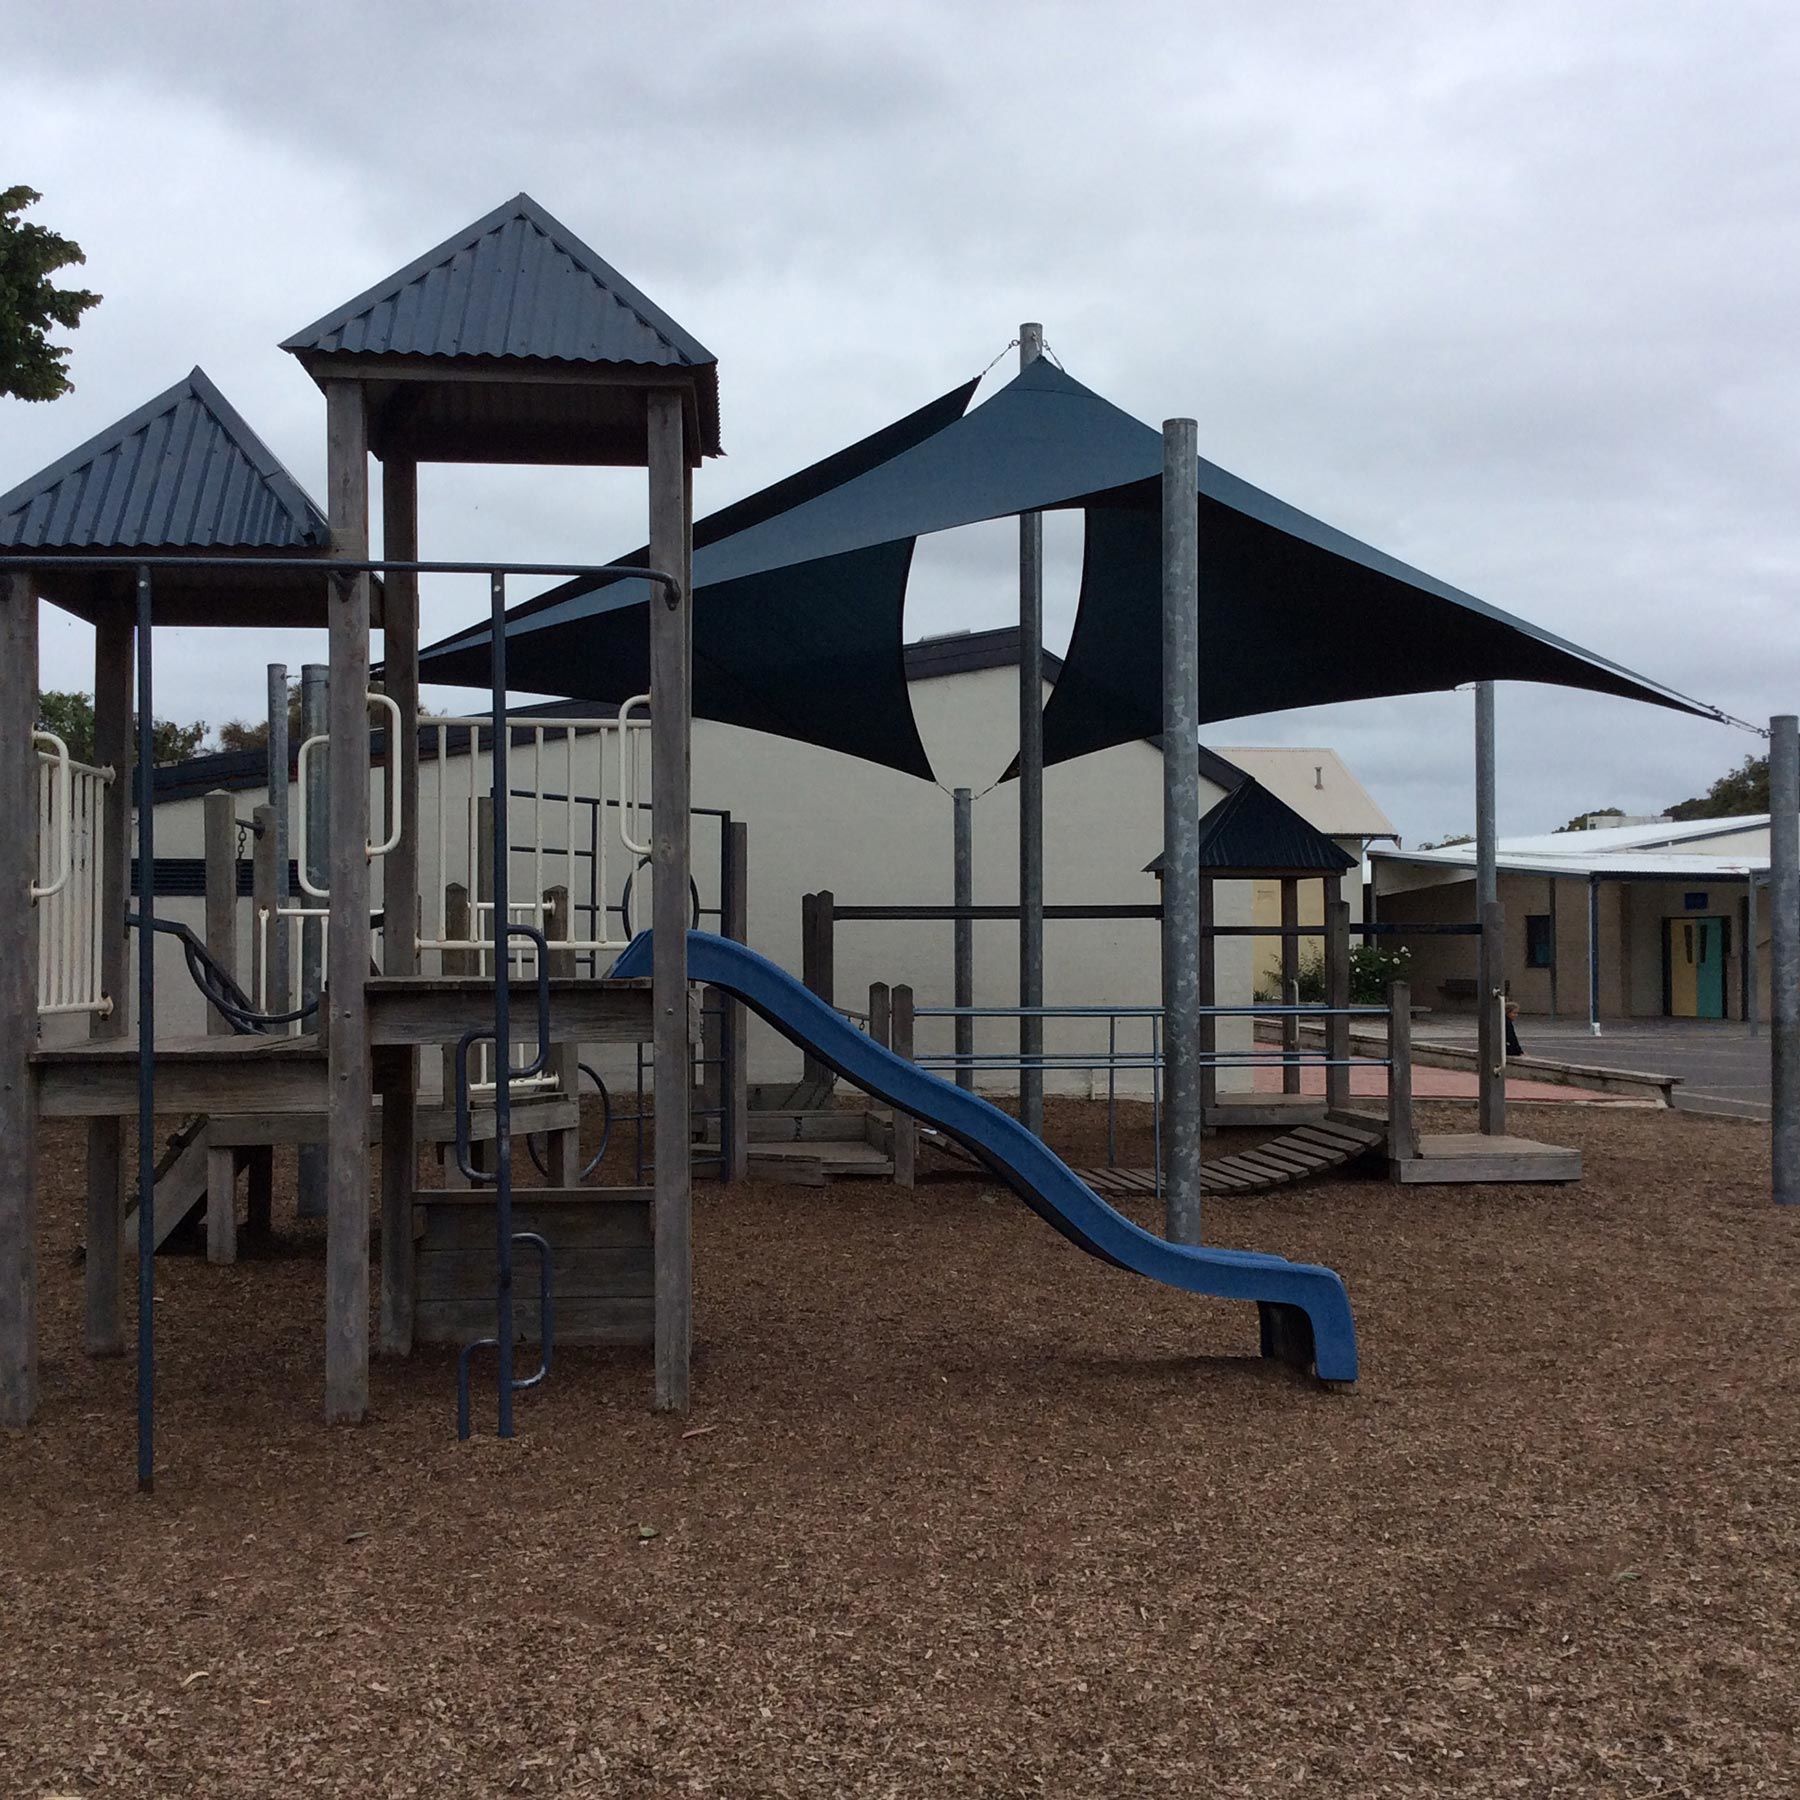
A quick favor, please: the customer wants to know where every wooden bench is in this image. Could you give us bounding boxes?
[1438,977,1480,1006]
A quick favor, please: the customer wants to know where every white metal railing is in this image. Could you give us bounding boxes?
[35,733,114,1017]
[294,691,403,897]
[255,904,380,1024]
[418,702,652,960]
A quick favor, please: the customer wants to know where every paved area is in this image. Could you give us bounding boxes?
[1248,1059,1637,1105]
[1411,1016,1772,1120]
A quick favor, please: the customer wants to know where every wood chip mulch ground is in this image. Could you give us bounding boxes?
[3,1098,1797,1796]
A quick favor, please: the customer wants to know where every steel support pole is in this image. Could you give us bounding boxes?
[1747,874,1760,1036]
[1017,322,1045,1136]
[1588,874,1602,1036]
[1159,418,1202,1244]
[265,662,290,1019]
[953,785,974,1091]
[1770,714,1798,1205]
[1474,682,1505,1135]
[296,663,328,1218]
[134,569,154,1485]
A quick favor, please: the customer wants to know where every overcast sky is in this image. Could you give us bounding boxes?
[5,0,1796,843]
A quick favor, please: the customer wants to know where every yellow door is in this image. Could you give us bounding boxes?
[1668,919,1699,1017]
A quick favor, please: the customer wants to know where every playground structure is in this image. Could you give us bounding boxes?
[2,191,1790,1481]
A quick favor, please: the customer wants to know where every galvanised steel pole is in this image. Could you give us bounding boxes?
[1018,322,1045,1137]
[1474,682,1505,1135]
[265,663,290,1019]
[1770,714,1798,1205]
[135,567,156,1493]
[953,785,975,1092]
[1160,418,1203,1244]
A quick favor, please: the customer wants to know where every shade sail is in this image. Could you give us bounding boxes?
[419,358,1721,781]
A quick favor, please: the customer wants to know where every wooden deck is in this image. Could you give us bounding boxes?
[1202,1091,1330,1130]
[1393,1133,1583,1184]
[32,1032,329,1117]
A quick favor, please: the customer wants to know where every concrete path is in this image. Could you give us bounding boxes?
[1409,1016,1771,1120]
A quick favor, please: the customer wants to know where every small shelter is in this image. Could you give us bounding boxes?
[1149,778,1358,1127]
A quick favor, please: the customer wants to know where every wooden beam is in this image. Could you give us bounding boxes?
[1325,897,1351,1113]
[648,390,692,1414]
[84,607,132,1357]
[323,379,373,1424]
[0,571,40,1425]
[1279,878,1300,1097]
[1387,979,1417,1173]
[891,985,917,1190]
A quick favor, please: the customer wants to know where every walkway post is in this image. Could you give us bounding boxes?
[322,379,373,1425]
[1474,681,1505,1135]
[1770,714,1798,1205]
[1160,418,1203,1244]
[953,785,974,1091]
[1018,322,1045,1137]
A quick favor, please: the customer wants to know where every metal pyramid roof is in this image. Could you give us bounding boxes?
[0,366,328,552]
[1146,776,1358,877]
[280,192,720,453]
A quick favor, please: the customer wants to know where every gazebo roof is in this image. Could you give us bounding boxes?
[1146,777,1358,880]
[281,192,720,465]
[0,366,352,625]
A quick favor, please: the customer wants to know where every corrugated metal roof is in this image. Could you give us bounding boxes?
[1147,778,1357,876]
[281,190,716,369]
[0,367,328,552]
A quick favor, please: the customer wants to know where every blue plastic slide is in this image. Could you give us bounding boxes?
[611,931,1358,1384]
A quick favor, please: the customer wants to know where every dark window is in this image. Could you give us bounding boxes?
[1526,914,1554,968]
[1684,891,1708,910]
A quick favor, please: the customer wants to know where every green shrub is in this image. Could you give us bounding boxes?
[1289,943,1411,1006]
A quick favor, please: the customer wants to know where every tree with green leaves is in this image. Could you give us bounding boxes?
[1668,753,1769,821]
[36,689,210,767]
[1,186,102,402]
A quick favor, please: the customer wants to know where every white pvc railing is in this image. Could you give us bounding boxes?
[418,702,651,960]
[34,732,114,1017]
[255,904,380,1022]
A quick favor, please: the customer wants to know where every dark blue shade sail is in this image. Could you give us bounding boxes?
[418,358,1719,781]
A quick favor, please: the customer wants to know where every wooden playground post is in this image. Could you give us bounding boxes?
[891,985,917,1189]
[203,791,237,1035]
[84,608,133,1357]
[0,569,40,1425]
[1325,898,1351,1112]
[723,820,749,1181]
[649,389,693,1413]
[542,885,580,1187]
[1279,878,1301,1095]
[1197,874,1217,1118]
[202,790,240,1263]
[245,801,277,1236]
[323,379,373,1425]
[867,981,890,1050]
[1387,978,1417,1172]
[379,456,421,1355]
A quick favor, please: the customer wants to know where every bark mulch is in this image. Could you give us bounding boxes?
[2,1099,1796,1796]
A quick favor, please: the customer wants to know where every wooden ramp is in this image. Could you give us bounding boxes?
[1075,1112,1388,1199]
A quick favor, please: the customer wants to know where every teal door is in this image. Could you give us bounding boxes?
[1694,917,1725,1019]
